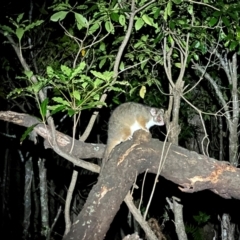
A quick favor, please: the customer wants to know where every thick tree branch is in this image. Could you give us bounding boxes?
[63,130,240,239]
[0,111,103,172]
[1,111,240,239]
[1,110,239,200]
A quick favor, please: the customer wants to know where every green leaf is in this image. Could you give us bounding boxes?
[31,82,44,93]
[110,86,125,92]
[16,28,24,41]
[141,60,148,70]
[91,70,106,80]
[168,35,174,45]
[153,8,161,19]
[99,58,106,69]
[40,98,49,117]
[48,104,66,115]
[142,14,154,26]
[75,13,88,29]
[134,41,144,49]
[105,21,114,33]
[94,79,104,88]
[236,27,240,40]
[209,17,218,27]
[0,25,15,35]
[116,80,130,86]
[141,35,148,42]
[76,99,84,107]
[93,94,100,100]
[52,97,70,106]
[17,13,24,23]
[71,62,86,79]
[73,90,81,101]
[110,0,118,8]
[76,4,89,10]
[24,70,33,80]
[228,12,238,21]
[175,63,181,68]
[193,211,210,224]
[193,41,200,48]
[82,82,88,89]
[213,11,222,17]
[230,41,238,51]
[177,19,186,25]
[110,12,119,22]
[89,22,99,34]
[172,0,182,3]
[193,54,199,61]
[99,42,106,51]
[167,1,172,16]
[61,65,71,77]
[24,20,44,32]
[153,32,164,44]
[50,11,68,22]
[139,85,146,99]
[119,15,126,26]
[119,62,124,71]
[169,20,175,29]
[51,3,71,11]
[68,109,76,117]
[104,71,114,81]
[187,5,193,15]
[222,16,230,27]
[20,124,38,142]
[47,66,55,78]
[135,18,144,31]
[81,101,106,109]
[163,5,168,21]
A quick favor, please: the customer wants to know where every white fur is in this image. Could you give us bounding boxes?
[146,118,155,129]
[130,116,164,138]
[130,121,148,136]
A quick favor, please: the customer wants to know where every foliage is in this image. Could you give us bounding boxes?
[185,211,211,240]
[0,13,43,42]
[1,0,239,113]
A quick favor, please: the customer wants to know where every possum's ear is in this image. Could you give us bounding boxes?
[150,108,157,116]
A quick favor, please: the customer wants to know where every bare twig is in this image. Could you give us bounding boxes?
[166,197,188,240]
[125,193,158,240]
[144,128,171,220]
[187,0,220,11]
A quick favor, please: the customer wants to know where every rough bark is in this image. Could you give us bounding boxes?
[0,111,239,200]
[1,111,240,239]
[63,130,240,240]
[0,111,104,159]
